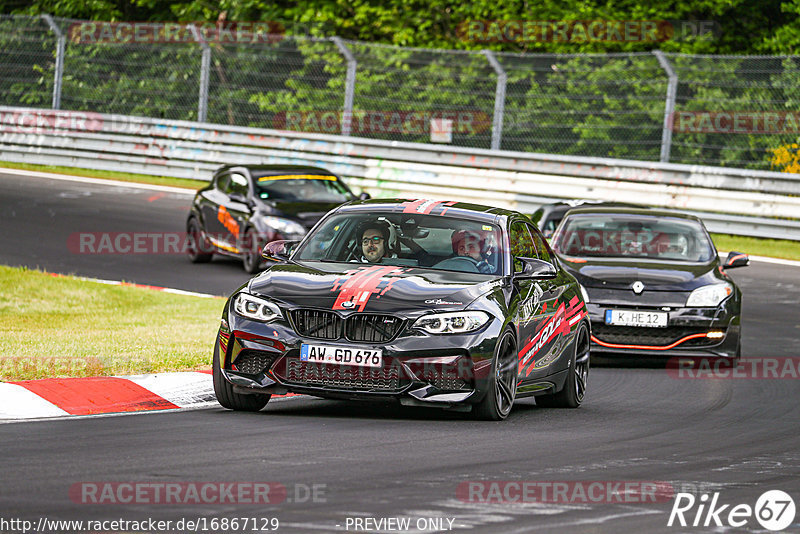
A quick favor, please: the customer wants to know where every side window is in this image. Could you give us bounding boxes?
[529,224,553,263]
[510,221,537,273]
[228,173,249,197]
[215,173,230,193]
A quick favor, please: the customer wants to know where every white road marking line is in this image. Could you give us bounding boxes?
[0,167,197,194]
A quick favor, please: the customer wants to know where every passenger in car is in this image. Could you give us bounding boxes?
[452,230,494,274]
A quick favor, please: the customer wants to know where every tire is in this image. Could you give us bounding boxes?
[537,324,589,408]
[241,228,262,274]
[212,342,270,412]
[474,330,518,421]
[187,217,213,263]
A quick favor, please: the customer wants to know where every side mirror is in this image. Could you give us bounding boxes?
[359,192,371,200]
[229,192,250,206]
[514,257,557,280]
[261,240,299,262]
[722,251,749,270]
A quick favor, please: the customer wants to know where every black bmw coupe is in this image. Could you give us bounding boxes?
[550,207,748,361]
[186,164,364,272]
[213,199,591,420]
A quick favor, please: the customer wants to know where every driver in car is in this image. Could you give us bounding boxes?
[360,224,389,263]
[452,230,494,274]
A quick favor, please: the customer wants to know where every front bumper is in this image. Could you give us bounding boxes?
[217,310,501,409]
[586,302,740,359]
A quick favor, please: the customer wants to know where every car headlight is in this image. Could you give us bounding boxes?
[412,311,491,334]
[262,216,306,236]
[233,293,282,322]
[685,283,733,307]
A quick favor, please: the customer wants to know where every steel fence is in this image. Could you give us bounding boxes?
[1,14,800,172]
[2,106,800,241]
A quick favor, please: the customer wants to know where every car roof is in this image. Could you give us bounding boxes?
[538,201,642,214]
[217,164,338,176]
[561,207,703,222]
[335,198,525,223]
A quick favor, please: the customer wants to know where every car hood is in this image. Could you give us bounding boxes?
[248,262,500,312]
[559,257,721,291]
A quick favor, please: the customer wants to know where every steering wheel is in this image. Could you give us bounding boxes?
[432,256,481,273]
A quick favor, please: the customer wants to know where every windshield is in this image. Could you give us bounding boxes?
[552,214,715,262]
[294,212,504,275]
[252,172,352,203]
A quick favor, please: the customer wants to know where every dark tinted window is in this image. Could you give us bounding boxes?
[228,173,249,197]
[529,224,554,263]
[552,214,715,262]
[510,221,537,273]
[215,173,230,192]
[295,212,503,275]
[252,172,351,202]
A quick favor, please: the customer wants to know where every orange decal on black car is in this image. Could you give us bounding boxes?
[217,206,240,236]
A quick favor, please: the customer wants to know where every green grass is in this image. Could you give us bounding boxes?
[0,266,224,381]
[711,233,800,261]
[0,161,205,190]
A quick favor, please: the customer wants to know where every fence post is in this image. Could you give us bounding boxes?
[189,25,211,123]
[653,50,678,163]
[482,50,506,151]
[331,37,356,136]
[41,15,65,110]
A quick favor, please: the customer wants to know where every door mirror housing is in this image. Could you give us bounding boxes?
[514,257,557,280]
[722,251,749,270]
[229,192,250,206]
[261,240,299,262]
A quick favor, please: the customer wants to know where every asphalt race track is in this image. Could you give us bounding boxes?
[2,170,800,533]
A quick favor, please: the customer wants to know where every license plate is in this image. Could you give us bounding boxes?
[604,309,667,328]
[300,344,383,367]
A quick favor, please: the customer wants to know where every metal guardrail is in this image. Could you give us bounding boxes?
[1,106,799,240]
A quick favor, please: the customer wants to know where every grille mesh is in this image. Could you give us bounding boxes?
[284,358,403,391]
[593,324,723,347]
[233,350,280,374]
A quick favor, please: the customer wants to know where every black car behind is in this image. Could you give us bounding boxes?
[187,165,364,272]
[550,207,749,361]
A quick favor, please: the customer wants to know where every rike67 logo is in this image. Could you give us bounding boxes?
[668,490,796,531]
